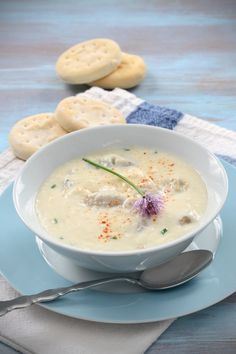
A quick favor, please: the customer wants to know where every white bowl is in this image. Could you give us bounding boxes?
[13,125,228,273]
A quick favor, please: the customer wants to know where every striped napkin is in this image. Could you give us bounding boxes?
[0,87,236,354]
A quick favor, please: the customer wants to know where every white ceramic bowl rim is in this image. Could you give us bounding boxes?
[13,124,228,257]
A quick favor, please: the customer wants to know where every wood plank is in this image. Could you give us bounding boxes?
[147,295,236,353]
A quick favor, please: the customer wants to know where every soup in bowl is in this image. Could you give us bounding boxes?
[13,125,228,273]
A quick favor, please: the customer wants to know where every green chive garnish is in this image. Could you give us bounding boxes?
[53,218,58,224]
[124,148,130,151]
[161,228,168,235]
[51,184,56,189]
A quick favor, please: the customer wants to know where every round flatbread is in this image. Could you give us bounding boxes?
[9,113,67,160]
[55,96,125,132]
[56,38,122,84]
[89,52,146,89]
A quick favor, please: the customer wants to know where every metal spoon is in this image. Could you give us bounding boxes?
[0,250,213,316]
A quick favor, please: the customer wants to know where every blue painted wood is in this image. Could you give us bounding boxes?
[0,342,21,354]
[146,295,236,353]
[0,0,236,353]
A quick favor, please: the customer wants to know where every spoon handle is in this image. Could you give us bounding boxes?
[0,277,137,316]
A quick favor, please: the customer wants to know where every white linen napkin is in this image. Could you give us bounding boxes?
[1,87,236,354]
[0,275,171,354]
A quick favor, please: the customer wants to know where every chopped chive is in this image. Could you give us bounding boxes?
[53,218,58,224]
[154,150,158,154]
[59,236,64,240]
[161,227,168,235]
[51,184,56,189]
[111,236,118,240]
[124,148,130,151]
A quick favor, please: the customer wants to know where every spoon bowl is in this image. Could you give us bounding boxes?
[0,250,213,316]
[139,249,213,289]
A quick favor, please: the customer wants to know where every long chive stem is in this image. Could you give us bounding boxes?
[82,158,144,197]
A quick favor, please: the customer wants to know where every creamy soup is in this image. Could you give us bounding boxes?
[36,147,207,252]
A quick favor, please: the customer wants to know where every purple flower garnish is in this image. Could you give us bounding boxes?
[133,193,164,218]
[83,158,164,218]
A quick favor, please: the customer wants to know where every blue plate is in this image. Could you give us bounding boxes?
[0,160,236,324]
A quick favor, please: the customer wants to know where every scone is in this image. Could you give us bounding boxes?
[56,38,122,84]
[9,113,67,160]
[89,52,146,89]
[55,96,125,132]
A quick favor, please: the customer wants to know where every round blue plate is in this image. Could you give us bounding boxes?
[0,160,236,324]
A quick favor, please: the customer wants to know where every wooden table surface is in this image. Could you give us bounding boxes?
[0,0,236,353]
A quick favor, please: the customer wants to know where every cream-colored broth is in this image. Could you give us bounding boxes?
[36,147,207,251]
